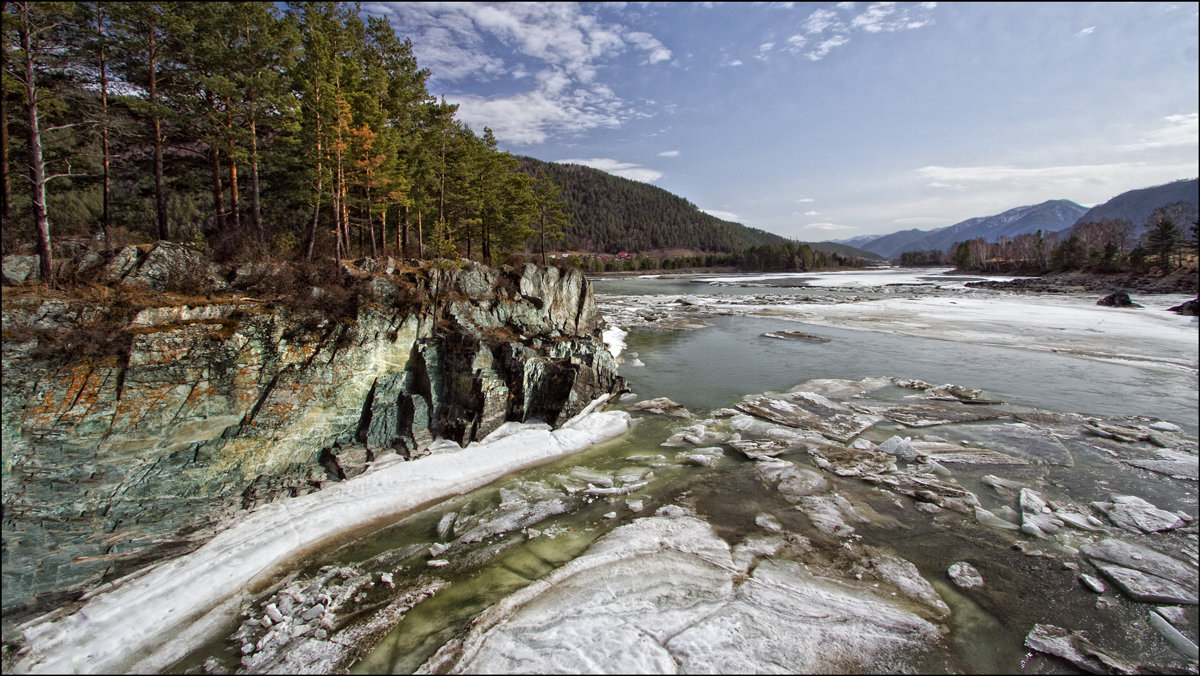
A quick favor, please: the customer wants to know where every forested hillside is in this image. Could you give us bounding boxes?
[516,156,789,254]
[2,2,572,285]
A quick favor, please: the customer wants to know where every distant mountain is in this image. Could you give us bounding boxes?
[1062,178,1199,240]
[851,200,1088,259]
[516,156,789,253]
[805,241,886,261]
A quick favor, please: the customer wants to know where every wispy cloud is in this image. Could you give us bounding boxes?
[913,160,1199,203]
[795,197,816,203]
[1073,26,1096,38]
[558,157,663,183]
[366,2,671,145]
[785,2,937,60]
[1119,113,1199,151]
[658,150,680,157]
[702,208,740,221]
[804,222,855,231]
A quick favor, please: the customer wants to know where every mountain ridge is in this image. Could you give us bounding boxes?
[839,178,1198,260]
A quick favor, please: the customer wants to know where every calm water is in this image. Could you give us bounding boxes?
[622,314,1199,435]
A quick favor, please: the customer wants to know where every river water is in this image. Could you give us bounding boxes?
[174,269,1199,674]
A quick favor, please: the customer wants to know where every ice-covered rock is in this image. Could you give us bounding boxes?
[418,515,942,674]
[1092,495,1185,533]
[1024,623,1137,674]
[947,562,984,590]
[1081,539,1198,605]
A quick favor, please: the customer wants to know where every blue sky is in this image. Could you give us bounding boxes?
[359,2,1200,241]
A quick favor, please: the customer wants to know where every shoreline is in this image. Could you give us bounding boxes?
[11,402,630,675]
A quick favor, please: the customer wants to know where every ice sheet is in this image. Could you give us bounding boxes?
[13,404,631,675]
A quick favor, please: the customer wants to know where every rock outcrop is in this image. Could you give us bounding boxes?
[0,245,624,629]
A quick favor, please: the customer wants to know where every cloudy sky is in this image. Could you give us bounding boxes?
[360,2,1199,241]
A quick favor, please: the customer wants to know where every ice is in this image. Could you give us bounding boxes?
[422,513,941,674]
[14,402,631,675]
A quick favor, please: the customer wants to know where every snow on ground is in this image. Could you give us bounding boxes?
[745,293,1199,372]
[698,267,1033,289]
[602,325,628,358]
[12,401,631,675]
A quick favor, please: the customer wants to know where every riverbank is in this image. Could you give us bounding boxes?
[962,269,1199,295]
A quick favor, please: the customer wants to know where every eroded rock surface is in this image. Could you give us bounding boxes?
[1,254,625,627]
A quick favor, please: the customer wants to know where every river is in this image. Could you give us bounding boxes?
[171,268,1199,674]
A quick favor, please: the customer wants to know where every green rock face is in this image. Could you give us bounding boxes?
[0,256,624,630]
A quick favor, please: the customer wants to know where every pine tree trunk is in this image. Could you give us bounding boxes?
[149,28,169,241]
[401,204,409,255]
[380,206,387,257]
[97,4,109,242]
[249,113,262,240]
[417,209,423,258]
[18,5,52,285]
[1,26,10,226]
[209,144,225,231]
[226,108,240,231]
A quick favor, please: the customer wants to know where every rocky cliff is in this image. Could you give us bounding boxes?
[0,244,625,633]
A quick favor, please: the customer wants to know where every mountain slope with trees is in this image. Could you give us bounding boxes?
[515,156,790,254]
[850,200,1087,260]
[1060,178,1198,241]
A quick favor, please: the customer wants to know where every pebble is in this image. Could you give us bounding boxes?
[1079,574,1106,593]
[427,559,449,567]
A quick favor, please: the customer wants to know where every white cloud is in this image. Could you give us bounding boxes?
[794,2,935,60]
[728,59,744,66]
[806,35,850,61]
[1073,26,1096,38]
[1119,113,1199,151]
[804,222,855,231]
[804,210,820,216]
[558,158,663,183]
[702,208,740,221]
[803,8,843,34]
[658,150,680,157]
[627,31,673,64]
[367,2,671,145]
[795,198,816,203]
[451,81,635,145]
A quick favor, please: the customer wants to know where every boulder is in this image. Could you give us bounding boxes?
[1096,292,1141,308]
[1166,298,1198,316]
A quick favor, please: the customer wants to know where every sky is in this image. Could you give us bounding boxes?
[358,2,1200,241]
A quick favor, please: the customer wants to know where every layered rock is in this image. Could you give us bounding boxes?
[1,247,624,628]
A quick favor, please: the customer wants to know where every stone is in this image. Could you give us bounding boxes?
[1080,575,1106,593]
[1167,298,1199,316]
[947,561,984,590]
[1024,623,1137,674]
[974,506,1020,530]
[1082,539,1198,605]
[1096,292,1142,308]
[629,397,691,418]
[1092,495,1185,533]
[1148,610,1200,660]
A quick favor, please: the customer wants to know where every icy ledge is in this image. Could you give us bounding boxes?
[13,398,630,675]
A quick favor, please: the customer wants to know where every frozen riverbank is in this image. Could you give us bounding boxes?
[10,401,630,675]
